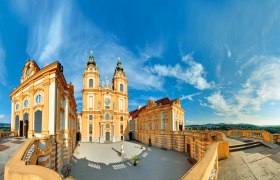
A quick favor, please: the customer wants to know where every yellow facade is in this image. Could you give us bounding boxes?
[9,60,77,171]
[130,98,185,148]
[80,52,129,143]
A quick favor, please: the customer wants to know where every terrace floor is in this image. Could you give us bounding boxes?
[0,137,27,180]
[69,141,192,180]
[218,137,280,180]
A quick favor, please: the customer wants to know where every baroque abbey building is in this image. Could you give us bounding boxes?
[79,51,129,143]
[9,60,77,171]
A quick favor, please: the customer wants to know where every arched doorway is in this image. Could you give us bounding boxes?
[129,132,133,140]
[106,132,110,141]
[20,121,23,137]
[23,113,29,138]
[15,115,19,136]
[76,132,81,142]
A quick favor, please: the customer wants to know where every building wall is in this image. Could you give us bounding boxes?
[10,60,77,172]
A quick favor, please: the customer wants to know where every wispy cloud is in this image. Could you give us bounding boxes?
[225,44,232,59]
[181,92,201,101]
[151,53,214,90]
[203,55,280,120]
[11,0,165,111]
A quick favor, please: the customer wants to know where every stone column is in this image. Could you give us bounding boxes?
[65,98,69,137]
[42,81,50,135]
[11,100,15,131]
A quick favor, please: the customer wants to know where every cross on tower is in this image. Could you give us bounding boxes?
[105,76,109,87]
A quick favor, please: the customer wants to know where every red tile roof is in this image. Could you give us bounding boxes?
[129,97,177,118]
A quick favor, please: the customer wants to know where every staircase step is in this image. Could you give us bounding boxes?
[230,143,262,152]
[229,141,260,148]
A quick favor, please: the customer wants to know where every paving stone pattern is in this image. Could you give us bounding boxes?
[69,141,192,180]
[219,137,280,180]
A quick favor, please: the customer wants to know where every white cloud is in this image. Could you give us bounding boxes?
[151,53,214,90]
[11,0,165,111]
[225,44,232,58]
[181,92,201,101]
[203,55,280,120]
[0,114,4,119]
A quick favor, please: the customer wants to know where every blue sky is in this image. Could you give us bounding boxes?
[0,0,280,125]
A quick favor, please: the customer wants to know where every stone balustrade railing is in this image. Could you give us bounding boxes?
[181,131,229,180]
[0,131,17,138]
[227,129,272,142]
[5,137,61,180]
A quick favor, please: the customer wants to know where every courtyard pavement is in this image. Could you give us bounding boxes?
[0,137,26,180]
[219,137,280,180]
[69,141,192,180]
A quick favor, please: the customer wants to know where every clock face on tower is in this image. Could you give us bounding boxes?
[89,67,94,72]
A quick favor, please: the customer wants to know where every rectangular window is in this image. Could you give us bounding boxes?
[89,124,93,134]
[89,115,93,120]
[89,96,93,109]
[120,125,123,133]
[164,122,167,130]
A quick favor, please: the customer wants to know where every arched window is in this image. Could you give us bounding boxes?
[23,113,29,121]
[26,67,31,76]
[34,110,42,133]
[15,103,20,110]
[15,115,19,130]
[105,113,110,120]
[120,84,124,92]
[89,79,93,88]
[35,94,42,104]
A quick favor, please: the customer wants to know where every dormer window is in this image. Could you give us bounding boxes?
[26,67,31,76]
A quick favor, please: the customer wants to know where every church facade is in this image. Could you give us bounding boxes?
[80,52,129,143]
[9,60,77,170]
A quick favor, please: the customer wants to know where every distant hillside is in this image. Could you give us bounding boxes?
[0,123,11,127]
[185,123,280,134]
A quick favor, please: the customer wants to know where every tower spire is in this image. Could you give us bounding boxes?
[87,50,96,66]
[115,57,123,72]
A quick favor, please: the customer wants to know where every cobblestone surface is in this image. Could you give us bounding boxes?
[69,141,192,180]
